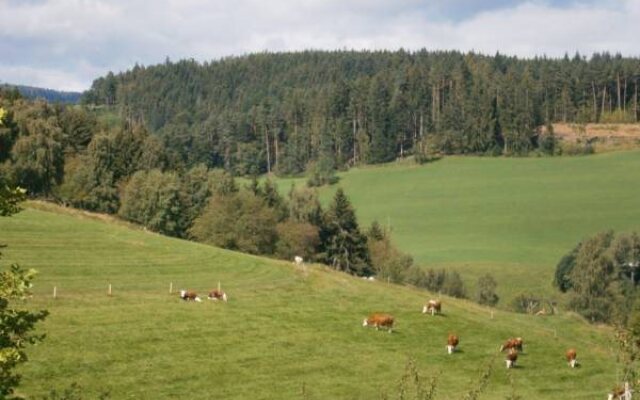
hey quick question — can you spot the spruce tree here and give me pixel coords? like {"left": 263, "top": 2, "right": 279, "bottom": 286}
{"left": 323, "top": 188, "right": 370, "bottom": 276}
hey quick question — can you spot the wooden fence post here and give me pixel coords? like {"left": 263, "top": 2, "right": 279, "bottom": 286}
{"left": 169, "top": 282, "right": 173, "bottom": 294}
{"left": 53, "top": 286, "right": 57, "bottom": 299}
{"left": 108, "top": 284, "right": 112, "bottom": 296}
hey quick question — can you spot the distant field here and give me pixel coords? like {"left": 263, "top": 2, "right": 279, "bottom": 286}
{"left": 0, "top": 206, "right": 619, "bottom": 399}
{"left": 274, "top": 150, "right": 640, "bottom": 303}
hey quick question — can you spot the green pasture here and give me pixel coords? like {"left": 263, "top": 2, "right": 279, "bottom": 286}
{"left": 275, "top": 151, "right": 640, "bottom": 303}
{"left": 0, "top": 205, "right": 622, "bottom": 399}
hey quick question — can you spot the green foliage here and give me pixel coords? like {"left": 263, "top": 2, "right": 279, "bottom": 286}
{"left": 10, "top": 118, "right": 64, "bottom": 195}
{"left": 367, "top": 221, "right": 414, "bottom": 283}
{"left": 275, "top": 221, "right": 320, "bottom": 261}
{"left": 118, "top": 170, "right": 186, "bottom": 237}
{"left": 306, "top": 158, "right": 338, "bottom": 188}
{"left": 510, "top": 293, "right": 544, "bottom": 314}
{"left": 322, "top": 189, "right": 370, "bottom": 276}
{"left": 554, "top": 245, "right": 579, "bottom": 292}
{"left": 476, "top": 274, "right": 499, "bottom": 306}
{"left": 191, "top": 190, "right": 278, "bottom": 255}
{"left": 0, "top": 264, "right": 48, "bottom": 399}
{"left": 0, "top": 183, "right": 25, "bottom": 217}
{"left": 79, "top": 51, "right": 640, "bottom": 173}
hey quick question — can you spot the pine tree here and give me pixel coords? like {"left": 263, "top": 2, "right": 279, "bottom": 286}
{"left": 323, "top": 188, "right": 370, "bottom": 276}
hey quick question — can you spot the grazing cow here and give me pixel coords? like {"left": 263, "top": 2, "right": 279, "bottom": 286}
{"left": 447, "top": 333, "right": 459, "bottom": 354}
{"left": 500, "top": 337, "right": 524, "bottom": 352}
{"left": 363, "top": 313, "right": 394, "bottom": 333}
{"left": 294, "top": 256, "right": 304, "bottom": 266}
{"left": 208, "top": 290, "right": 228, "bottom": 302}
{"left": 566, "top": 348, "right": 577, "bottom": 368}
{"left": 505, "top": 348, "right": 518, "bottom": 368}
{"left": 422, "top": 300, "right": 442, "bottom": 316}
{"left": 180, "top": 290, "right": 202, "bottom": 302}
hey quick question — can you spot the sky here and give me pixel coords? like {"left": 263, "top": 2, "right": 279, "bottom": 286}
{"left": 0, "top": 0, "right": 638, "bottom": 91}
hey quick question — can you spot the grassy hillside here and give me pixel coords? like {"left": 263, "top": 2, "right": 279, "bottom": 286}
{"left": 0, "top": 204, "right": 621, "bottom": 399}
{"left": 275, "top": 151, "right": 640, "bottom": 303}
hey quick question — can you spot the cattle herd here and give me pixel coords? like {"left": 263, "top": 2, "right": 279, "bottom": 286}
{"left": 363, "top": 299, "right": 632, "bottom": 399}
{"left": 178, "top": 288, "right": 627, "bottom": 398}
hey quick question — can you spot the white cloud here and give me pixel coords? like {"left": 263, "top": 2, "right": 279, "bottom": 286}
{"left": 0, "top": 0, "right": 638, "bottom": 91}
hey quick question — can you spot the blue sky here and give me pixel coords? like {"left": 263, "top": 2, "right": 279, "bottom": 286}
{"left": 0, "top": 0, "right": 636, "bottom": 91}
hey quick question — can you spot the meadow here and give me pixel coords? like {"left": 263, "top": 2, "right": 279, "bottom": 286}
{"left": 0, "top": 204, "right": 622, "bottom": 399}
{"left": 275, "top": 150, "right": 640, "bottom": 303}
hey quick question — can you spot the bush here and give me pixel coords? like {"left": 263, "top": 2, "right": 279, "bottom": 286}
{"left": 306, "top": 159, "right": 338, "bottom": 188}
{"left": 275, "top": 221, "right": 320, "bottom": 261}
{"left": 560, "top": 141, "right": 594, "bottom": 155}
{"left": 190, "top": 190, "right": 278, "bottom": 255}
{"left": 511, "top": 293, "right": 543, "bottom": 314}
{"left": 476, "top": 274, "right": 499, "bottom": 306}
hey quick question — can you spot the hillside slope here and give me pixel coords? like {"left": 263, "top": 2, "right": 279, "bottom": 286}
{"left": 274, "top": 150, "right": 640, "bottom": 303}
{"left": 0, "top": 204, "right": 618, "bottom": 399}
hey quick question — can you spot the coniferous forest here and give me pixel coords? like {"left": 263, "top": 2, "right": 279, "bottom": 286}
{"left": 2, "top": 50, "right": 640, "bottom": 292}
{"left": 84, "top": 50, "right": 640, "bottom": 175}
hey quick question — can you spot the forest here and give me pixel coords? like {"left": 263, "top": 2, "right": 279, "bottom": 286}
{"left": 83, "top": 50, "right": 640, "bottom": 175}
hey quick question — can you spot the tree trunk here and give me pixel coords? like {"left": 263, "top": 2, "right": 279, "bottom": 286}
{"left": 592, "top": 81, "right": 598, "bottom": 122}
{"left": 601, "top": 86, "right": 607, "bottom": 116}
{"left": 352, "top": 115, "right": 357, "bottom": 164}
{"left": 623, "top": 77, "right": 628, "bottom": 113}
{"left": 635, "top": 79, "right": 638, "bottom": 122}
{"left": 274, "top": 132, "right": 279, "bottom": 169}
{"left": 617, "top": 74, "right": 622, "bottom": 111}
{"left": 264, "top": 127, "right": 271, "bottom": 174}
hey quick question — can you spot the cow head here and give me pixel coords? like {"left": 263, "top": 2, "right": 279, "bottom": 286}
{"left": 363, "top": 318, "right": 369, "bottom": 327}
{"left": 569, "top": 359, "right": 577, "bottom": 368}
{"left": 422, "top": 305, "right": 428, "bottom": 314}
{"left": 179, "top": 290, "right": 186, "bottom": 298}
{"left": 222, "top": 292, "right": 228, "bottom": 302}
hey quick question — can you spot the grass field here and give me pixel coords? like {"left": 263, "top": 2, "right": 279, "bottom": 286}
{"left": 275, "top": 150, "right": 640, "bottom": 303}
{"left": 0, "top": 204, "right": 623, "bottom": 399}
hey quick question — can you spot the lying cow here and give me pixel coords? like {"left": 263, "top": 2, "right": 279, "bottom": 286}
{"left": 180, "top": 290, "right": 202, "bottom": 302}
{"left": 566, "top": 348, "right": 577, "bottom": 368}
{"left": 500, "top": 337, "right": 524, "bottom": 352}
{"left": 208, "top": 290, "right": 228, "bottom": 302}
{"left": 422, "top": 300, "right": 441, "bottom": 316}
{"left": 363, "top": 313, "right": 394, "bottom": 333}
{"left": 505, "top": 348, "right": 518, "bottom": 368}
{"left": 447, "top": 333, "right": 459, "bottom": 354}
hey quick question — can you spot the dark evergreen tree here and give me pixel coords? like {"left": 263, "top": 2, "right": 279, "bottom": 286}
{"left": 323, "top": 188, "right": 370, "bottom": 276}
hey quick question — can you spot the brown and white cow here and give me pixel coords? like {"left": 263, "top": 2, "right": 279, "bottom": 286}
{"left": 363, "top": 313, "right": 394, "bottom": 333}
{"left": 208, "top": 290, "right": 228, "bottom": 302}
{"left": 505, "top": 348, "right": 518, "bottom": 368}
{"left": 566, "top": 348, "right": 577, "bottom": 368}
{"left": 500, "top": 337, "right": 524, "bottom": 352}
{"left": 447, "top": 333, "right": 459, "bottom": 354}
{"left": 180, "top": 290, "right": 202, "bottom": 302}
{"left": 422, "top": 300, "right": 441, "bottom": 316}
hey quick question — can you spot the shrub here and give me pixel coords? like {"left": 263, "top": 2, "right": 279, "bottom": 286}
{"left": 476, "top": 274, "right": 499, "bottom": 306}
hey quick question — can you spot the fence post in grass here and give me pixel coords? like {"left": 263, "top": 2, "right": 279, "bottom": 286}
{"left": 218, "top": 281, "right": 221, "bottom": 292}
{"left": 53, "top": 286, "right": 57, "bottom": 299}
{"left": 169, "top": 282, "right": 173, "bottom": 294}
{"left": 490, "top": 310, "right": 494, "bottom": 320}
{"left": 108, "top": 283, "right": 112, "bottom": 296}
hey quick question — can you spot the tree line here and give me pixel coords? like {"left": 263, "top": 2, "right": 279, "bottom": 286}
{"left": 83, "top": 50, "right": 640, "bottom": 175}
{"left": 0, "top": 88, "right": 476, "bottom": 297}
